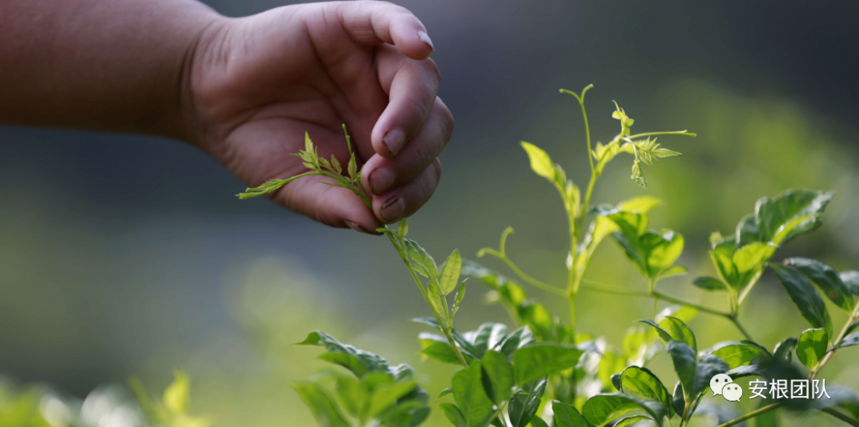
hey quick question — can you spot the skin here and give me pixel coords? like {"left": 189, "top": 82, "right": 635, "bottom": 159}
{"left": 0, "top": 0, "right": 452, "bottom": 234}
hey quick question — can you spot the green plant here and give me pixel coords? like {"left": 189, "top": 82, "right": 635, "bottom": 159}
{"left": 238, "top": 86, "right": 859, "bottom": 427}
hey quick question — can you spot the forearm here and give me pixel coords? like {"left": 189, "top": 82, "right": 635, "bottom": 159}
{"left": 0, "top": 0, "right": 221, "bottom": 140}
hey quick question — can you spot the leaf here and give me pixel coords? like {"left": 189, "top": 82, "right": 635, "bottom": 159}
{"left": 513, "top": 343, "right": 584, "bottom": 386}
{"left": 518, "top": 301, "right": 555, "bottom": 341}
{"left": 658, "top": 265, "right": 688, "bottom": 279}
{"left": 618, "top": 196, "right": 663, "bottom": 214}
{"left": 379, "top": 401, "right": 429, "bottom": 427}
{"left": 411, "top": 318, "right": 477, "bottom": 356}
{"left": 619, "top": 366, "right": 673, "bottom": 415}
{"left": 840, "top": 270, "right": 859, "bottom": 296}
{"left": 553, "top": 401, "right": 588, "bottom": 427}
{"left": 692, "top": 276, "right": 727, "bottom": 292}
{"left": 508, "top": 379, "right": 547, "bottom": 427}
{"left": 452, "top": 361, "right": 495, "bottom": 427}
{"left": 797, "top": 328, "right": 829, "bottom": 369}
{"left": 773, "top": 337, "right": 798, "bottom": 362}
{"left": 693, "top": 354, "right": 729, "bottom": 397}
{"left": 785, "top": 258, "right": 855, "bottom": 311}
{"left": 441, "top": 250, "right": 463, "bottom": 295}
{"left": 419, "top": 334, "right": 471, "bottom": 365}
{"left": 636, "top": 319, "right": 673, "bottom": 345}
{"left": 833, "top": 331, "right": 859, "bottom": 350}
{"left": 520, "top": 142, "right": 557, "bottom": 183}
{"left": 470, "top": 323, "right": 509, "bottom": 359}
{"left": 481, "top": 350, "right": 515, "bottom": 404}
{"left": 405, "top": 239, "right": 438, "bottom": 280}
{"left": 614, "top": 416, "right": 654, "bottom": 427}
{"left": 330, "top": 155, "right": 342, "bottom": 174}
{"left": 641, "top": 230, "right": 685, "bottom": 279}
{"left": 297, "top": 331, "right": 390, "bottom": 377}
{"left": 711, "top": 343, "right": 769, "bottom": 369}
{"left": 498, "top": 327, "right": 536, "bottom": 359}
{"left": 398, "top": 219, "right": 409, "bottom": 238}
{"left": 672, "top": 382, "right": 685, "bottom": 416}
{"left": 439, "top": 403, "right": 467, "bottom": 427}
{"left": 755, "top": 190, "right": 834, "bottom": 244}
{"left": 293, "top": 382, "right": 350, "bottom": 427}
{"left": 581, "top": 393, "right": 666, "bottom": 427}
{"left": 331, "top": 373, "right": 365, "bottom": 418}
{"left": 367, "top": 376, "right": 419, "bottom": 419}
{"left": 666, "top": 341, "right": 697, "bottom": 401}
{"left": 771, "top": 264, "right": 832, "bottom": 335}
{"left": 438, "top": 388, "right": 453, "bottom": 399}
{"left": 163, "top": 370, "right": 190, "bottom": 414}
{"left": 452, "top": 280, "right": 467, "bottom": 319}
{"left": 659, "top": 316, "right": 697, "bottom": 353}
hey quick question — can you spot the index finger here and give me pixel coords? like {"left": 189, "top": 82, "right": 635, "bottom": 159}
{"left": 332, "top": 1, "right": 435, "bottom": 60}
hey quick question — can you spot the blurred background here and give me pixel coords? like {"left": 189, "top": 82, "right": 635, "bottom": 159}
{"left": 2, "top": 0, "right": 858, "bottom": 425}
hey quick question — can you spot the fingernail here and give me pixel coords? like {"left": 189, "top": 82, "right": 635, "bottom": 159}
{"left": 418, "top": 31, "right": 434, "bottom": 50}
{"left": 345, "top": 220, "right": 378, "bottom": 235}
{"left": 382, "top": 129, "right": 406, "bottom": 156}
{"left": 380, "top": 197, "right": 406, "bottom": 222}
{"left": 369, "top": 168, "right": 395, "bottom": 195}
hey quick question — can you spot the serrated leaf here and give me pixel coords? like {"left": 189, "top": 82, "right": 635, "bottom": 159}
{"left": 508, "top": 379, "right": 547, "bottom": 427}
{"left": 481, "top": 350, "right": 514, "bottom": 404}
{"left": 620, "top": 366, "right": 673, "bottom": 416}
{"left": 512, "top": 343, "right": 584, "bottom": 386}
{"left": 419, "top": 334, "right": 470, "bottom": 366}
{"left": 786, "top": 258, "right": 854, "bottom": 311}
{"left": 470, "top": 323, "right": 509, "bottom": 360}
{"left": 771, "top": 264, "right": 832, "bottom": 335}
{"left": 711, "top": 343, "right": 767, "bottom": 370}
{"left": 440, "top": 249, "right": 463, "bottom": 295}
{"left": 553, "top": 400, "right": 588, "bottom": 427}
{"left": 582, "top": 393, "right": 666, "bottom": 427}
{"left": 405, "top": 239, "right": 438, "bottom": 281}
{"left": 296, "top": 331, "right": 390, "bottom": 377}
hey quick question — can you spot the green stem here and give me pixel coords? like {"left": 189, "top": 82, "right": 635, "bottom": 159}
{"left": 479, "top": 248, "right": 566, "bottom": 296}
{"left": 716, "top": 403, "right": 781, "bottom": 427}
{"left": 484, "top": 400, "right": 510, "bottom": 427}
{"left": 821, "top": 407, "right": 859, "bottom": 426}
{"left": 728, "top": 315, "right": 755, "bottom": 342}
{"left": 627, "top": 131, "right": 697, "bottom": 139}
{"left": 810, "top": 299, "right": 859, "bottom": 379}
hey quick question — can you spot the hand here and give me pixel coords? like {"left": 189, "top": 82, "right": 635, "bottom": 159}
{"left": 186, "top": 1, "right": 453, "bottom": 234}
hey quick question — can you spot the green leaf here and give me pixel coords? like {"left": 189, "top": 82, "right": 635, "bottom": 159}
{"left": 530, "top": 416, "right": 549, "bottom": 427}
{"left": 619, "top": 366, "right": 673, "bottom": 415}
{"left": 796, "top": 328, "right": 829, "bottom": 369}
{"left": 581, "top": 393, "right": 666, "bottom": 427}
{"left": 419, "top": 334, "right": 472, "bottom": 365}
{"left": 293, "top": 382, "right": 350, "bottom": 427}
{"left": 833, "top": 331, "right": 859, "bottom": 350}
{"left": 508, "top": 379, "right": 547, "bottom": 427}
{"left": 452, "top": 280, "right": 467, "bottom": 319}
{"left": 513, "top": 343, "right": 584, "bottom": 386}
{"left": 771, "top": 264, "right": 832, "bottom": 335}
{"left": 553, "top": 401, "right": 588, "bottom": 427}
{"left": 773, "top": 337, "right": 798, "bottom": 362}
{"left": 840, "top": 271, "right": 859, "bottom": 296}
{"left": 398, "top": 219, "right": 409, "bottom": 238}
{"left": 498, "top": 327, "right": 536, "bottom": 359}
{"left": 452, "top": 361, "right": 495, "bottom": 427}
{"left": 598, "top": 347, "right": 627, "bottom": 391}
{"left": 636, "top": 319, "right": 672, "bottom": 345}
{"left": 785, "top": 258, "right": 855, "bottom": 311}
{"left": 367, "top": 375, "right": 418, "bottom": 418}
{"left": 520, "top": 142, "right": 557, "bottom": 183}
{"left": 405, "top": 239, "right": 438, "bottom": 280}
{"left": 614, "top": 416, "right": 654, "bottom": 427}
{"left": 692, "top": 276, "right": 727, "bottom": 292}
{"left": 411, "top": 318, "right": 477, "bottom": 356}
{"left": 331, "top": 373, "right": 365, "bottom": 418}
{"left": 672, "top": 382, "right": 685, "bottom": 416}
{"left": 471, "top": 323, "right": 509, "bottom": 359}
{"left": 666, "top": 341, "right": 697, "bottom": 401}
{"left": 754, "top": 190, "right": 834, "bottom": 244}
{"left": 659, "top": 316, "right": 697, "bottom": 353}
{"left": 379, "top": 400, "right": 429, "bottom": 427}
{"left": 711, "top": 343, "right": 769, "bottom": 369}
{"left": 439, "top": 403, "right": 467, "bottom": 427}
{"left": 441, "top": 250, "right": 463, "bottom": 295}
{"left": 481, "top": 350, "right": 515, "bottom": 404}
{"left": 641, "top": 230, "right": 685, "bottom": 279}
{"left": 438, "top": 388, "right": 453, "bottom": 400}
{"left": 163, "top": 370, "right": 190, "bottom": 414}
{"left": 694, "top": 355, "right": 729, "bottom": 398}
{"left": 297, "top": 331, "right": 390, "bottom": 377}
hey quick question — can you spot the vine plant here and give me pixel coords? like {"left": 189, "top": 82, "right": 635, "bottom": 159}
{"left": 237, "top": 86, "right": 859, "bottom": 427}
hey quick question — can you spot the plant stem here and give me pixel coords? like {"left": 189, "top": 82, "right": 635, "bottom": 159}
{"left": 479, "top": 249, "right": 566, "bottom": 296}
{"left": 728, "top": 316, "right": 755, "bottom": 342}
{"left": 716, "top": 403, "right": 782, "bottom": 427}
{"left": 627, "top": 131, "right": 697, "bottom": 139}
{"left": 820, "top": 407, "right": 859, "bottom": 426}
{"left": 810, "top": 299, "right": 859, "bottom": 379}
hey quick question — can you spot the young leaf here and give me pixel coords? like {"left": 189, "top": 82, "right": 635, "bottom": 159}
{"left": 710, "top": 343, "right": 769, "bottom": 369}
{"left": 405, "top": 239, "right": 438, "bottom": 280}
{"left": 773, "top": 337, "right": 798, "bottom": 362}
{"left": 666, "top": 341, "right": 697, "bottom": 401}
{"left": 553, "top": 401, "right": 588, "bottom": 427}
{"left": 398, "top": 219, "right": 409, "bottom": 238}
{"left": 451, "top": 280, "right": 467, "bottom": 319}
{"left": 755, "top": 190, "right": 834, "bottom": 244}
{"left": 796, "top": 328, "right": 829, "bottom": 369}
{"left": 419, "top": 333, "right": 473, "bottom": 365}
{"left": 508, "top": 379, "right": 547, "bottom": 427}
{"left": 470, "top": 323, "right": 509, "bottom": 359}
{"left": 292, "top": 381, "right": 350, "bottom": 427}
{"left": 692, "top": 276, "right": 727, "bottom": 292}
{"left": 481, "top": 350, "right": 515, "bottom": 404}
{"left": 451, "top": 361, "right": 495, "bottom": 427}
{"left": 581, "top": 393, "right": 667, "bottom": 427}
{"left": 785, "top": 258, "right": 855, "bottom": 311}
{"left": 520, "top": 142, "right": 557, "bottom": 183}
{"left": 640, "top": 317, "right": 696, "bottom": 353}
{"left": 296, "top": 331, "right": 390, "bottom": 377}
{"left": 440, "top": 249, "right": 463, "bottom": 295}
{"left": 498, "top": 327, "right": 536, "bottom": 359}
{"left": 163, "top": 370, "right": 190, "bottom": 414}
{"left": 619, "top": 366, "right": 673, "bottom": 415}
{"left": 641, "top": 230, "right": 685, "bottom": 279}
{"left": 771, "top": 263, "right": 833, "bottom": 335}
{"left": 512, "top": 342, "right": 584, "bottom": 386}
{"left": 439, "top": 403, "right": 467, "bottom": 427}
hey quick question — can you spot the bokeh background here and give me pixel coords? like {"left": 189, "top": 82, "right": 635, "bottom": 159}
{"left": 2, "top": 0, "right": 859, "bottom": 425}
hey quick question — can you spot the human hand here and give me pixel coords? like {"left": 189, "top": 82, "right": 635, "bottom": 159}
{"left": 186, "top": 1, "right": 452, "bottom": 234}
